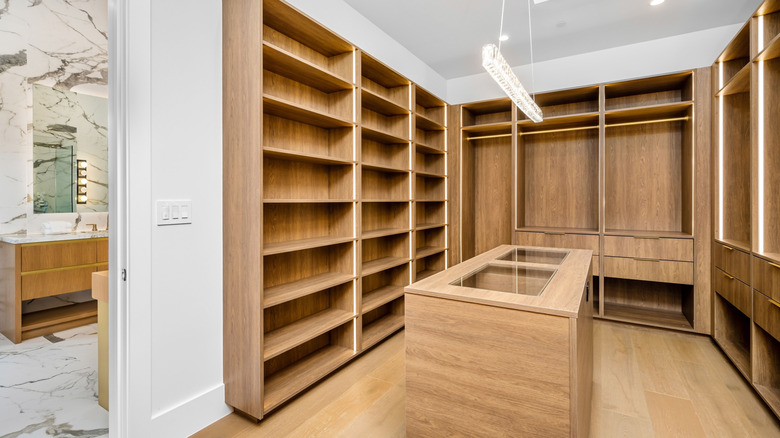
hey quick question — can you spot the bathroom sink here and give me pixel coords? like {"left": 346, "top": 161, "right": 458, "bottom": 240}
{"left": 449, "top": 263, "right": 556, "bottom": 296}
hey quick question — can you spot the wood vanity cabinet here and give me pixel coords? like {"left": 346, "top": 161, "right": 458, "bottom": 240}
{"left": 0, "top": 237, "right": 108, "bottom": 343}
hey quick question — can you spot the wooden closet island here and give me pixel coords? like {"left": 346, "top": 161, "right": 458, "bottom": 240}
{"left": 404, "top": 245, "right": 594, "bottom": 437}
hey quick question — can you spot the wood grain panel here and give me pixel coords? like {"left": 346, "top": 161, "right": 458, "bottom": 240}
{"left": 406, "top": 293, "right": 573, "bottom": 437}
{"left": 21, "top": 266, "right": 97, "bottom": 300}
{"left": 754, "top": 255, "right": 780, "bottom": 301}
{"left": 713, "top": 268, "right": 751, "bottom": 316}
{"left": 264, "top": 157, "right": 352, "bottom": 200}
{"left": 604, "top": 236, "right": 693, "bottom": 261}
{"left": 0, "top": 243, "right": 20, "bottom": 343}
{"left": 264, "top": 114, "right": 352, "bottom": 160}
{"left": 21, "top": 240, "right": 97, "bottom": 272}
{"left": 752, "top": 320, "right": 780, "bottom": 418}
{"left": 473, "top": 136, "right": 512, "bottom": 255}
{"left": 712, "top": 293, "right": 751, "bottom": 376}
{"left": 223, "top": 0, "right": 264, "bottom": 420}
{"left": 514, "top": 231, "right": 599, "bottom": 253}
{"left": 755, "top": 291, "right": 780, "bottom": 342}
{"left": 762, "top": 58, "right": 780, "bottom": 256}
{"left": 572, "top": 289, "right": 594, "bottom": 438}
{"left": 96, "top": 238, "right": 108, "bottom": 263}
{"left": 604, "top": 256, "right": 693, "bottom": 285}
{"left": 692, "top": 67, "right": 711, "bottom": 334}
{"left": 605, "top": 121, "right": 683, "bottom": 233}
{"left": 447, "top": 105, "right": 460, "bottom": 266}
{"left": 721, "top": 92, "right": 751, "bottom": 246}
{"left": 713, "top": 242, "right": 751, "bottom": 283}
{"left": 521, "top": 129, "right": 599, "bottom": 230}
{"left": 263, "top": 203, "right": 353, "bottom": 245}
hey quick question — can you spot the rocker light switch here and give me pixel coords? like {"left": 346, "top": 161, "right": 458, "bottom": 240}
{"left": 157, "top": 200, "right": 192, "bottom": 226}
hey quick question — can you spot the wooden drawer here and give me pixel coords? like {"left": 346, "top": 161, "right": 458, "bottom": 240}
{"left": 21, "top": 266, "right": 97, "bottom": 300}
{"left": 604, "top": 236, "right": 692, "bottom": 262}
{"left": 603, "top": 256, "right": 693, "bottom": 285}
{"left": 713, "top": 242, "right": 750, "bottom": 284}
{"left": 754, "top": 290, "right": 780, "bottom": 342}
{"left": 97, "top": 238, "right": 109, "bottom": 263}
{"left": 514, "top": 231, "right": 599, "bottom": 254}
{"left": 21, "top": 240, "right": 97, "bottom": 272}
{"left": 754, "top": 256, "right": 780, "bottom": 302}
{"left": 713, "top": 268, "right": 751, "bottom": 316}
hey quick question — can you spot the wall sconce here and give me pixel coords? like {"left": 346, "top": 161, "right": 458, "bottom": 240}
{"left": 77, "top": 160, "right": 88, "bottom": 204}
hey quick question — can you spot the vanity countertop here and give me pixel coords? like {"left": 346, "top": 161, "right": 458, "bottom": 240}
{"left": 0, "top": 231, "right": 108, "bottom": 244}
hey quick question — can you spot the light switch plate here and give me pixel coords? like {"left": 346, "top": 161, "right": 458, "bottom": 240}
{"left": 156, "top": 200, "right": 192, "bottom": 225}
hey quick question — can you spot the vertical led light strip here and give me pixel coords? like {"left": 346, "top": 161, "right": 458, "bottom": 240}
{"left": 718, "top": 62, "right": 724, "bottom": 241}
{"left": 352, "top": 50, "right": 357, "bottom": 351}
{"left": 758, "top": 16, "right": 765, "bottom": 253}
{"left": 444, "top": 105, "right": 449, "bottom": 269}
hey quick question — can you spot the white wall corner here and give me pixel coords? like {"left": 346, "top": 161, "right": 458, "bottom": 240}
{"left": 447, "top": 23, "right": 744, "bottom": 104}
{"left": 150, "top": 384, "right": 232, "bottom": 437}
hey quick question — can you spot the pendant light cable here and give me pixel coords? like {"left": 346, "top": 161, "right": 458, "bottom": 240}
{"left": 498, "top": 0, "right": 506, "bottom": 51}
{"left": 528, "top": 0, "right": 535, "bottom": 98}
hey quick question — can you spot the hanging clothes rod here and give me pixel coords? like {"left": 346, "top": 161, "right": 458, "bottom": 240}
{"left": 605, "top": 116, "right": 689, "bottom": 128}
{"left": 466, "top": 133, "right": 513, "bottom": 141}
{"left": 520, "top": 125, "right": 598, "bottom": 137}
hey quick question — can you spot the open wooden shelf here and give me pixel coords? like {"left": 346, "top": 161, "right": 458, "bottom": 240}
{"left": 21, "top": 301, "right": 98, "bottom": 339}
{"left": 604, "top": 101, "right": 692, "bottom": 124}
{"left": 361, "top": 88, "right": 409, "bottom": 116}
{"left": 461, "top": 122, "right": 512, "bottom": 136}
{"left": 264, "top": 273, "right": 354, "bottom": 309}
{"left": 517, "top": 226, "right": 599, "bottom": 235}
{"left": 521, "top": 86, "right": 599, "bottom": 119}
{"left": 263, "top": 344, "right": 354, "bottom": 413}
{"left": 263, "top": 114, "right": 353, "bottom": 161}
{"left": 362, "top": 228, "right": 410, "bottom": 240}
{"left": 605, "top": 229, "right": 693, "bottom": 239}
{"left": 416, "top": 222, "right": 446, "bottom": 231}
{"left": 264, "top": 308, "right": 355, "bottom": 361}
{"left": 362, "top": 285, "right": 405, "bottom": 314}
{"left": 517, "top": 112, "right": 599, "bottom": 131}
{"left": 415, "top": 141, "right": 445, "bottom": 154}
{"left": 362, "top": 312, "right": 404, "bottom": 349}
{"left": 416, "top": 246, "right": 446, "bottom": 259}
{"left": 753, "top": 322, "right": 780, "bottom": 417}
{"left": 602, "top": 303, "right": 694, "bottom": 331}
{"left": 415, "top": 86, "right": 446, "bottom": 127}
{"left": 264, "top": 94, "right": 353, "bottom": 128}
{"left": 263, "top": 236, "right": 355, "bottom": 256}
{"left": 716, "top": 64, "right": 751, "bottom": 96}
{"left": 263, "top": 41, "right": 352, "bottom": 93}
{"left": 416, "top": 113, "right": 445, "bottom": 131}
{"left": 362, "top": 167, "right": 410, "bottom": 201}
{"left": 415, "top": 251, "right": 446, "bottom": 281}
{"left": 362, "top": 162, "right": 408, "bottom": 173}
{"left": 602, "top": 278, "right": 694, "bottom": 331}
{"left": 461, "top": 99, "right": 512, "bottom": 126}
{"left": 362, "top": 256, "right": 410, "bottom": 276}
{"left": 263, "top": 146, "right": 354, "bottom": 166}
{"left": 604, "top": 71, "right": 693, "bottom": 111}
{"left": 713, "top": 294, "right": 751, "bottom": 378}
{"left": 361, "top": 125, "right": 409, "bottom": 144}
{"left": 362, "top": 138, "right": 409, "bottom": 171}
{"left": 415, "top": 269, "right": 438, "bottom": 281}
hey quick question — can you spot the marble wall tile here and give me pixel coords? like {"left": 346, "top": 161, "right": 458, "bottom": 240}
{"left": 0, "top": 0, "right": 108, "bottom": 236}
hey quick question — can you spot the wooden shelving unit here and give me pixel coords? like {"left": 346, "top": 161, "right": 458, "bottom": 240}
{"left": 224, "top": 0, "right": 451, "bottom": 421}
{"left": 708, "top": 0, "right": 780, "bottom": 420}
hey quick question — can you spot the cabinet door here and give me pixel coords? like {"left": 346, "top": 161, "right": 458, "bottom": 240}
{"left": 21, "top": 266, "right": 97, "bottom": 300}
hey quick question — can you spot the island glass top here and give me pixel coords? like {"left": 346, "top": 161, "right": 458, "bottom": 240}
{"left": 496, "top": 248, "right": 568, "bottom": 265}
{"left": 449, "top": 263, "right": 557, "bottom": 296}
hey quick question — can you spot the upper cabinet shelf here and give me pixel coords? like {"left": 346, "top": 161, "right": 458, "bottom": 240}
{"left": 604, "top": 72, "right": 693, "bottom": 111}
{"left": 264, "top": 0, "right": 354, "bottom": 58}
{"left": 263, "top": 42, "right": 353, "bottom": 93}
{"left": 263, "top": 95, "right": 353, "bottom": 128}
{"left": 604, "top": 101, "right": 692, "bottom": 125}
{"left": 520, "top": 86, "right": 599, "bottom": 120}
{"left": 716, "top": 64, "right": 750, "bottom": 96}
{"left": 462, "top": 99, "right": 513, "bottom": 128}
{"left": 361, "top": 53, "right": 410, "bottom": 111}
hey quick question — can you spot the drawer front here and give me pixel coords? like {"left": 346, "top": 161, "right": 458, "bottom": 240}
{"left": 97, "top": 238, "right": 109, "bottom": 263}
{"left": 592, "top": 256, "right": 599, "bottom": 276}
{"left": 603, "top": 256, "right": 693, "bottom": 285}
{"left": 21, "top": 240, "right": 97, "bottom": 272}
{"left": 604, "top": 236, "right": 692, "bottom": 261}
{"left": 713, "top": 268, "right": 751, "bottom": 316}
{"left": 754, "top": 256, "right": 780, "bottom": 302}
{"left": 514, "top": 232, "right": 599, "bottom": 254}
{"left": 21, "top": 266, "right": 97, "bottom": 300}
{"left": 713, "top": 243, "right": 750, "bottom": 283}
{"left": 754, "top": 291, "right": 780, "bottom": 341}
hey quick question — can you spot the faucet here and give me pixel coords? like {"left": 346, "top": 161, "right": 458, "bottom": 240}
{"left": 86, "top": 224, "right": 98, "bottom": 232}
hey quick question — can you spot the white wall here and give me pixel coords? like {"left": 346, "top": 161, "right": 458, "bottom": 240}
{"left": 447, "top": 23, "right": 743, "bottom": 104}
{"left": 119, "top": 0, "right": 229, "bottom": 435}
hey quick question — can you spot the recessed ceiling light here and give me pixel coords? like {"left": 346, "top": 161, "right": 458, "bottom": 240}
{"left": 650, "top": 0, "right": 664, "bottom": 5}
{"left": 499, "top": 34, "right": 509, "bottom": 41}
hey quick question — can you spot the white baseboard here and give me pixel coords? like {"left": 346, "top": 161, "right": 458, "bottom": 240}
{"left": 150, "top": 384, "right": 232, "bottom": 437}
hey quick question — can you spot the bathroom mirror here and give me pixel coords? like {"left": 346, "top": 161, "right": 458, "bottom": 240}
{"left": 32, "top": 84, "right": 108, "bottom": 213}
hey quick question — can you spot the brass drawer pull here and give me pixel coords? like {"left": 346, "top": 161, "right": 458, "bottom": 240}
{"left": 769, "top": 262, "right": 780, "bottom": 270}
{"left": 635, "top": 257, "right": 660, "bottom": 262}
{"left": 723, "top": 245, "right": 734, "bottom": 251}
{"left": 544, "top": 232, "right": 565, "bottom": 235}
{"left": 722, "top": 272, "right": 734, "bottom": 280}
{"left": 770, "top": 299, "right": 780, "bottom": 309}
{"left": 633, "top": 236, "right": 660, "bottom": 240}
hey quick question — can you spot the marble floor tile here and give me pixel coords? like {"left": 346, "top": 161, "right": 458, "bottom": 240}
{"left": 0, "top": 324, "right": 108, "bottom": 437}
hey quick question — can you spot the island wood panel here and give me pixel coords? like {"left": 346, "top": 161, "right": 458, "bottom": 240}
{"left": 721, "top": 92, "right": 751, "bottom": 246}
{"left": 405, "top": 293, "right": 573, "bottom": 437}
{"left": 605, "top": 121, "right": 685, "bottom": 234}
{"left": 604, "top": 236, "right": 693, "bottom": 261}
{"left": 223, "top": 0, "right": 264, "bottom": 419}
{"left": 571, "top": 287, "right": 594, "bottom": 438}
{"left": 21, "top": 240, "right": 97, "bottom": 272}
{"left": 0, "top": 242, "right": 21, "bottom": 343}
{"left": 473, "top": 136, "right": 513, "bottom": 256}
{"left": 713, "top": 268, "right": 752, "bottom": 316}
{"left": 520, "top": 129, "right": 599, "bottom": 230}
{"left": 603, "top": 256, "right": 693, "bottom": 285}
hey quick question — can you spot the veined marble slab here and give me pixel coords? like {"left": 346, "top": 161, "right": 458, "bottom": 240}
{"left": 0, "top": 324, "right": 108, "bottom": 437}
{"left": 0, "top": 231, "right": 108, "bottom": 244}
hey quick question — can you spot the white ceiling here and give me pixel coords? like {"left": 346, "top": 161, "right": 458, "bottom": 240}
{"left": 342, "top": 0, "right": 762, "bottom": 79}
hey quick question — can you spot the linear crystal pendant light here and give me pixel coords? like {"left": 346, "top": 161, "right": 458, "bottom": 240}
{"left": 482, "top": 0, "right": 543, "bottom": 122}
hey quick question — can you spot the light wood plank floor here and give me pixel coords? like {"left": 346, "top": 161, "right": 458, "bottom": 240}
{"left": 194, "top": 320, "right": 780, "bottom": 437}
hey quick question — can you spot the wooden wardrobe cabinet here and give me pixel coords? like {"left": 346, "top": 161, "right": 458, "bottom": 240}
{"left": 0, "top": 237, "right": 108, "bottom": 343}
